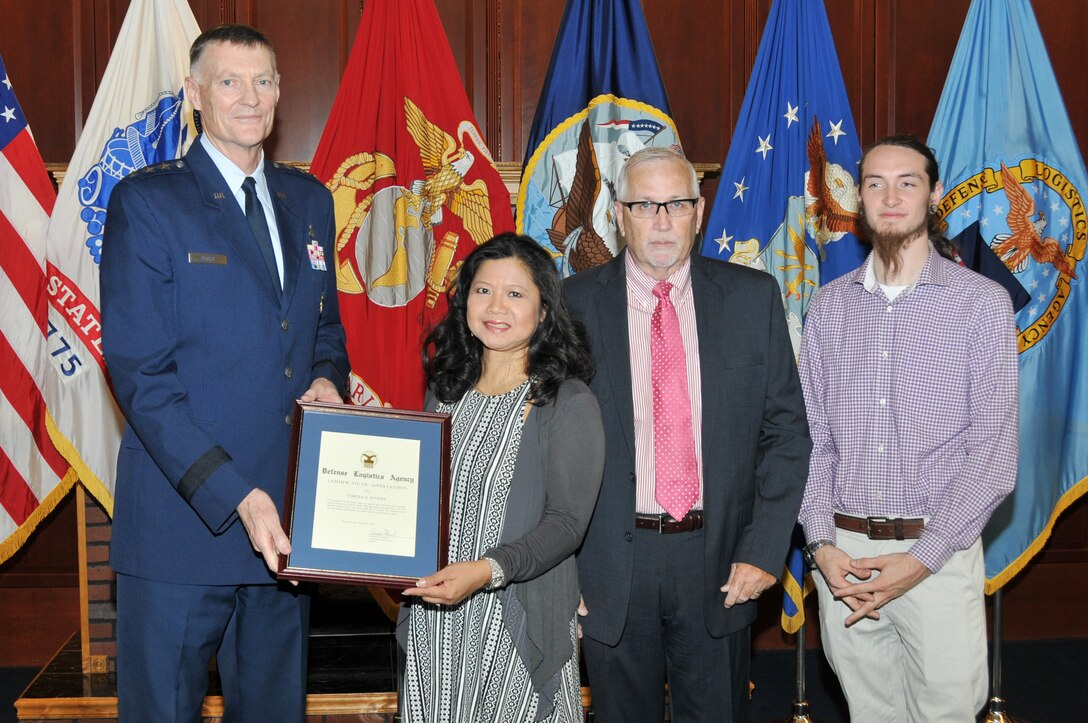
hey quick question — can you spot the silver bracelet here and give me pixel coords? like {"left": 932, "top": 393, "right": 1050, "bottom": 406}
{"left": 483, "top": 556, "right": 506, "bottom": 590}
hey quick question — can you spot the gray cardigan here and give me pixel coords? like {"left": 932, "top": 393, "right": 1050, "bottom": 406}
{"left": 401, "top": 378, "right": 605, "bottom": 711}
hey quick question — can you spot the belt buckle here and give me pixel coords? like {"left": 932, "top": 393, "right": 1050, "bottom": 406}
{"left": 865, "top": 516, "right": 891, "bottom": 539}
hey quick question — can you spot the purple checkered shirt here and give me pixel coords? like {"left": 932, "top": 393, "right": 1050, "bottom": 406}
{"left": 798, "top": 247, "right": 1019, "bottom": 572}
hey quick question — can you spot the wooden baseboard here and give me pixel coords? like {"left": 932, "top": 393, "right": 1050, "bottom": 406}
{"left": 17, "top": 690, "right": 594, "bottom": 720}
{"left": 16, "top": 692, "right": 401, "bottom": 720}
{"left": 15, "top": 633, "right": 594, "bottom": 721}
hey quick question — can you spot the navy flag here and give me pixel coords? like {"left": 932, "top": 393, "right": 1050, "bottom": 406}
{"left": 516, "top": 0, "right": 681, "bottom": 276}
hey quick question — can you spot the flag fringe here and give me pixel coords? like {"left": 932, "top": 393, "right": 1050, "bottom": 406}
{"left": 779, "top": 571, "right": 815, "bottom": 635}
{"left": 984, "top": 473, "right": 1088, "bottom": 594}
{"left": 44, "top": 408, "right": 114, "bottom": 518}
{"left": 0, "top": 465, "right": 79, "bottom": 567}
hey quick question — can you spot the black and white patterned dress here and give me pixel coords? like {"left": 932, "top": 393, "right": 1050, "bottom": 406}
{"left": 403, "top": 381, "right": 582, "bottom": 722}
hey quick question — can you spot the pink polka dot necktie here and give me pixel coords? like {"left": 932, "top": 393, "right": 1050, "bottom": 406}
{"left": 651, "top": 281, "right": 699, "bottom": 520}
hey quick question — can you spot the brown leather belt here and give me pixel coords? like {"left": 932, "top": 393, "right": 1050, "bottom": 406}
{"left": 635, "top": 510, "right": 703, "bottom": 534}
{"left": 834, "top": 513, "right": 925, "bottom": 541}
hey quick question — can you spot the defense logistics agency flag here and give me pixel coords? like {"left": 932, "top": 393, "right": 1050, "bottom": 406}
{"left": 701, "top": 0, "right": 866, "bottom": 356}
{"left": 517, "top": 0, "right": 680, "bottom": 276}
{"left": 928, "top": 0, "right": 1088, "bottom": 593}
{"left": 43, "top": 0, "right": 200, "bottom": 510}
{"left": 311, "top": 0, "right": 513, "bottom": 411}
{"left": 0, "top": 56, "right": 78, "bottom": 562}
{"left": 701, "top": 0, "right": 867, "bottom": 631}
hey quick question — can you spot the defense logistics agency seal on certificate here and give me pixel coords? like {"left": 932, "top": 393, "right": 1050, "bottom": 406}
{"left": 938, "top": 158, "right": 1085, "bottom": 353}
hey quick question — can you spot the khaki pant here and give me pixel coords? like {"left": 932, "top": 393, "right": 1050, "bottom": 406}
{"left": 814, "top": 530, "right": 988, "bottom": 723}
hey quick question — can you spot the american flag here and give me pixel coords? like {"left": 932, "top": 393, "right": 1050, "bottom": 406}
{"left": 0, "top": 54, "right": 77, "bottom": 563}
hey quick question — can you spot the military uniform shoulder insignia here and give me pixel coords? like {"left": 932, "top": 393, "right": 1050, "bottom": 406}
{"left": 129, "top": 158, "right": 188, "bottom": 179}
{"left": 274, "top": 161, "right": 322, "bottom": 185}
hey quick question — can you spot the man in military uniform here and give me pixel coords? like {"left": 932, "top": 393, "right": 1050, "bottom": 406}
{"left": 101, "top": 24, "right": 348, "bottom": 722}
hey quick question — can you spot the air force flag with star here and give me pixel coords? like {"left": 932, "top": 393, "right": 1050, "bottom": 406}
{"left": 701, "top": 0, "right": 866, "bottom": 353}
{"left": 927, "top": 0, "right": 1087, "bottom": 593}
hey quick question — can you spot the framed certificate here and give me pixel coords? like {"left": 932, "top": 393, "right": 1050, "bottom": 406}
{"left": 278, "top": 401, "right": 451, "bottom": 588}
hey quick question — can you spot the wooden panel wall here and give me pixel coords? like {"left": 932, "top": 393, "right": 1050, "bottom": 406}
{"left": 4, "top": 1, "right": 1086, "bottom": 162}
{"left": 1, "top": 0, "right": 1086, "bottom": 664}
{"left": 0, "top": 496, "right": 79, "bottom": 667}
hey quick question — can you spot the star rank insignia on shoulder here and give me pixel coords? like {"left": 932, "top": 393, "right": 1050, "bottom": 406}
{"left": 130, "top": 159, "right": 187, "bottom": 178}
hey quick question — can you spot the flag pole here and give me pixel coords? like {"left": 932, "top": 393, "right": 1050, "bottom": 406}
{"left": 785, "top": 619, "right": 812, "bottom": 722}
{"left": 781, "top": 619, "right": 825, "bottom": 723}
{"left": 982, "top": 588, "right": 1028, "bottom": 722}
{"left": 393, "top": 635, "right": 404, "bottom": 723}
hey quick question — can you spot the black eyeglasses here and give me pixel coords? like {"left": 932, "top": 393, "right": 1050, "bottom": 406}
{"left": 618, "top": 199, "right": 699, "bottom": 219}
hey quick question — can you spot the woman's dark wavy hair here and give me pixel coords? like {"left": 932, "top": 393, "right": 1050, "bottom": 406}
{"left": 423, "top": 232, "right": 595, "bottom": 405}
{"left": 859, "top": 134, "right": 957, "bottom": 261}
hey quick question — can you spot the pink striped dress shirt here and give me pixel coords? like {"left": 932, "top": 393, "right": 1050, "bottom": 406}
{"left": 624, "top": 253, "right": 704, "bottom": 515}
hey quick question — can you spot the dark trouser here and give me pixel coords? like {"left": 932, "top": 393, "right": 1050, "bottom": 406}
{"left": 116, "top": 573, "right": 309, "bottom": 723}
{"left": 582, "top": 527, "right": 750, "bottom": 723}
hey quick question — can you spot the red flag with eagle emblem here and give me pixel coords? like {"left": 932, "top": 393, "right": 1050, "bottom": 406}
{"left": 310, "top": 0, "right": 514, "bottom": 410}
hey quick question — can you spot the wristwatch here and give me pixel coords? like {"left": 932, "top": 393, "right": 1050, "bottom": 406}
{"left": 482, "top": 556, "right": 506, "bottom": 590}
{"left": 802, "top": 539, "right": 834, "bottom": 568}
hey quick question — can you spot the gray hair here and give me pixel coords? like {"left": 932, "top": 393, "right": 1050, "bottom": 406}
{"left": 615, "top": 146, "right": 698, "bottom": 201}
{"left": 190, "top": 24, "right": 277, "bottom": 78}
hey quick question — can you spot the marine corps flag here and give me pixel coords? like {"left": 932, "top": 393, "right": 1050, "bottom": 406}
{"left": 42, "top": 0, "right": 200, "bottom": 511}
{"left": 311, "top": 0, "right": 513, "bottom": 410}
{"left": 927, "top": 0, "right": 1088, "bottom": 593}
{"left": 701, "top": 0, "right": 866, "bottom": 355}
{"left": 517, "top": 0, "right": 680, "bottom": 276}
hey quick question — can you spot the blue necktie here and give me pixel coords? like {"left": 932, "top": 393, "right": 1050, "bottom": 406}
{"left": 241, "top": 176, "right": 280, "bottom": 290}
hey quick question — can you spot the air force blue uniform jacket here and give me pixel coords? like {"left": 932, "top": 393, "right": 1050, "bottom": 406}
{"left": 101, "top": 138, "right": 349, "bottom": 585}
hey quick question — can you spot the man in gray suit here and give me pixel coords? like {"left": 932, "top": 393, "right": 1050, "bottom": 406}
{"left": 565, "top": 147, "right": 810, "bottom": 722}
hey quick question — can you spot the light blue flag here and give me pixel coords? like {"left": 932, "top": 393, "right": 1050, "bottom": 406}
{"left": 928, "top": 0, "right": 1088, "bottom": 592}
{"left": 516, "top": 0, "right": 681, "bottom": 277}
{"left": 701, "top": 0, "right": 866, "bottom": 355}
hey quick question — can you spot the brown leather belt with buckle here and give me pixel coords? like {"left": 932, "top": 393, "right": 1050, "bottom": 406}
{"left": 635, "top": 510, "right": 703, "bottom": 534}
{"left": 834, "top": 513, "right": 925, "bottom": 541}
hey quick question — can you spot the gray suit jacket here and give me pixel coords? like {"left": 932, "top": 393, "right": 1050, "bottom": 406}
{"left": 565, "top": 251, "right": 810, "bottom": 643}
